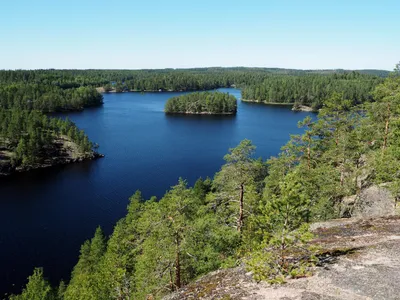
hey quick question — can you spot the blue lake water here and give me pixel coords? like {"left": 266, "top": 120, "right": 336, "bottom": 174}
{"left": 0, "top": 88, "right": 314, "bottom": 296}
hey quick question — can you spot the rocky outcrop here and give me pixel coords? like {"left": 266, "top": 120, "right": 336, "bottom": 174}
{"left": 292, "top": 105, "right": 315, "bottom": 112}
{"left": 340, "top": 185, "right": 396, "bottom": 218}
{"left": 165, "top": 216, "right": 400, "bottom": 300}
{"left": 353, "top": 185, "right": 396, "bottom": 218}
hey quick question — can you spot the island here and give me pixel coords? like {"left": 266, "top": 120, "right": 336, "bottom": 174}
{"left": 164, "top": 91, "right": 237, "bottom": 115}
{"left": 0, "top": 109, "right": 103, "bottom": 176}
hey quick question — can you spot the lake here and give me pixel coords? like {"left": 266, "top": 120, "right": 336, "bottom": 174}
{"left": 0, "top": 88, "right": 313, "bottom": 296}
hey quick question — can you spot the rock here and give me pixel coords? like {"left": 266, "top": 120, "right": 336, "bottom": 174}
{"left": 0, "top": 160, "right": 14, "bottom": 176}
{"left": 353, "top": 185, "right": 396, "bottom": 218}
{"left": 340, "top": 185, "right": 396, "bottom": 218}
{"left": 356, "top": 167, "right": 371, "bottom": 189}
{"left": 340, "top": 195, "right": 357, "bottom": 218}
{"left": 164, "top": 216, "right": 400, "bottom": 300}
{"left": 292, "top": 105, "right": 314, "bottom": 112}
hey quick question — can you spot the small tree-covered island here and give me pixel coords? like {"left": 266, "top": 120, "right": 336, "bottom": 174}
{"left": 164, "top": 91, "right": 237, "bottom": 115}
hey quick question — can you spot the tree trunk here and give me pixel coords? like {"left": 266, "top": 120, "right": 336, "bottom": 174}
{"left": 280, "top": 203, "right": 289, "bottom": 271}
{"left": 307, "top": 135, "right": 311, "bottom": 170}
{"left": 340, "top": 166, "right": 344, "bottom": 186}
{"left": 174, "top": 233, "right": 181, "bottom": 290}
{"left": 237, "top": 183, "right": 244, "bottom": 232}
{"left": 383, "top": 102, "right": 390, "bottom": 151}
{"left": 169, "top": 268, "right": 174, "bottom": 291}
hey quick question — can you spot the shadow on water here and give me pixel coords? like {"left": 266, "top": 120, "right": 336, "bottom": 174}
{"left": 0, "top": 161, "right": 96, "bottom": 190}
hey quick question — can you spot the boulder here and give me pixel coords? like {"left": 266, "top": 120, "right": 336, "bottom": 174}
{"left": 352, "top": 185, "right": 396, "bottom": 218}
{"left": 292, "top": 105, "right": 314, "bottom": 112}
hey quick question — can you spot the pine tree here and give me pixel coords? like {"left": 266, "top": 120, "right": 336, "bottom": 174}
{"left": 9, "top": 268, "right": 54, "bottom": 300}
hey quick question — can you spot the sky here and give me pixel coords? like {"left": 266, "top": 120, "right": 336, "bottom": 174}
{"left": 0, "top": 0, "right": 399, "bottom": 70}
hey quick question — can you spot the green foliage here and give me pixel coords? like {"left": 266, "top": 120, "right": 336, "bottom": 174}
{"left": 165, "top": 91, "right": 237, "bottom": 114}
{"left": 246, "top": 225, "right": 319, "bottom": 283}
{"left": 0, "top": 84, "right": 103, "bottom": 112}
{"left": 57, "top": 281, "right": 66, "bottom": 300}
{"left": 63, "top": 227, "right": 106, "bottom": 300}
{"left": 241, "top": 72, "right": 382, "bottom": 109}
{"left": 2, "top": 68, "right": 386, "bottom": 97}
{"left": 9, "top": 268, "right": 54, "bottom": 300}
{"left": 211, "top": 140, "right": 266, "bottom": 233}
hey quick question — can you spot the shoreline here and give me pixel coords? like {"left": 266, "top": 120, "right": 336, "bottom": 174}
{"left": 96, "top": 87, "right": 231, "bottom": 94}
{"left": 292, "top": 105, "right": 315, "bottom": 112}
{"left": 0, "top": 135, "right": 105, "bottom": 177}
{"left": 165, "top": 111, "right": 236, "bottom": 115}
{"left": 0, "top": 152, "right": 104, "bottom": 177}
{"left": 241, "top": 99, "right": 293, "bottom": 105}
{"left": 241, "top": 99, "right": 317, "bottom": 112}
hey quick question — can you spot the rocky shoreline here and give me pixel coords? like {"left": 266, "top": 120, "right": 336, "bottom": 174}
{"left": 0, "top": 152, "right": 104, "bottom": 177}
{"left": 241, "top": 99, "right": 317, "bottom": 112}
{"left": 241, "top": 99, "right": 293, "bottom": 105}
{"left": 0, "top": 136, "right": 105, "bottom": 177}
{"left": 165, "top": 111, "right": 236, "bottom": 115}
{"left": 292, "top": 104, "right": 315, "bottom": 112}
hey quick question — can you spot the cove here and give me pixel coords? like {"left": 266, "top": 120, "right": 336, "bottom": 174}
{"left": 0, "top": 88, "right": 314, "bottom": 296}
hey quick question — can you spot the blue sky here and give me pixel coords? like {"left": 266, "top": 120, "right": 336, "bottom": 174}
{"left": 0, "top": 0, "right": 399, "bottom": 70}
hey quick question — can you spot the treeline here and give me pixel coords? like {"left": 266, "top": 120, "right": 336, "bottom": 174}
{"left": 241, "top": 72, "right": 383, "bottom": 109}
{"left": 0, "top": 109, "right": 94, "bottom": 168}
{"left": 0, "top": 84, "right": 103, "bottom": 112}
{"left": 1, "top": 68, "right": 388, "bottom": 93}
{"left": 164, "top": 91, "right": 237, "bottom": 114}
{"left": 0, "top": 68, "right": 285, "bottom": 93}
{"left": 0, "top": 69, "right": 387, "bottom": 112}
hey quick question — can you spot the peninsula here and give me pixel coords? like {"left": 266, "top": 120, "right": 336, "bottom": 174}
{"left": 0, "top": 110, "right": 102, "bottom": 176}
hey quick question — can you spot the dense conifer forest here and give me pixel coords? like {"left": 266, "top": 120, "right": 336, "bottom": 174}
{"left": 9, "top": 65, "right": 400, "bottom": 299}
{"left": 241, "top": 72, "right": 383, "bottom": 109}
{"left": 0, "top": 84, "right": 104, "bottom": 112}
{"left": 0, "top": 109, "right": 96, "bottom": 174}
{"left": 0, "top": 68, "right": 386, "bottom": 113}
{"left": 164, "top": 92, "right": 237, "bottom": 114}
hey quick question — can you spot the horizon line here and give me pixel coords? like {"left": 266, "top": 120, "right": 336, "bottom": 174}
{"left": 0, "top": 66, "right": 393, "bottom": 72}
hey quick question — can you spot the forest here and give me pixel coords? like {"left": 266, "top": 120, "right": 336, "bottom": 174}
{"left": 0, "top": 68, "right": 387, "bottom": 115}
{"left": 241, "top": 72, "right": 383, "bottom": 109}
{"left": 9, "top": 66, "right": 400, "bottom": 299}
{"left": 0, "top": 68, "right": 387, "bottom": 113}
{"left": 0, "top": 84, "right": 103, "bottom": 112}
{"left": 164, "top": 91, "right": 237, "bottom": 114}
{"left": 1, "top": 68, "right": 387, "bottom": 92}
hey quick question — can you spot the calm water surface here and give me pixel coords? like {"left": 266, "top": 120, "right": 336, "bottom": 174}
{"left": 0, "top": 88, "right": 313, "bottom": 296}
